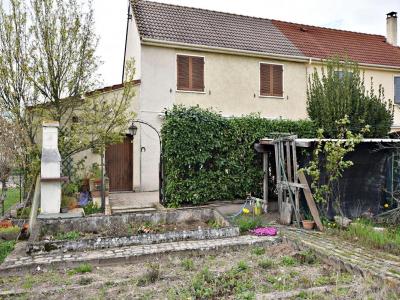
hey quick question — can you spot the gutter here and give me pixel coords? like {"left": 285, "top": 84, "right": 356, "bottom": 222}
{"left": 141, "top": 38, "right": 400, "bottom": 71}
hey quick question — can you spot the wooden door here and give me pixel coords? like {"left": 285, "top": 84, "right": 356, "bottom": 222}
{"left": 105, "top": 136, "right": 133, "bottom": 192}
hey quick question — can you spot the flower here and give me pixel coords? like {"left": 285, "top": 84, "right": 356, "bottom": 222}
{"left": 242, "top": 208, "right": 250, "bottom": 214}
{"left": 384, "top": 203, "right": 389, "bottom": 208}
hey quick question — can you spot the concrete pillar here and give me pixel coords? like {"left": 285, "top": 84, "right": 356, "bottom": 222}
{"left": 40, "top": 121, "right": 62, "bottom": 214}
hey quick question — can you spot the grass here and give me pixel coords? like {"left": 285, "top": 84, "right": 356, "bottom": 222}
{"left": 1, "top": 188, "right": 20, "bottom": 213}
{"left": 68, "top": 263, "right": 93, "bottom": 275}
{"left": 251, "top": 246, "right": 265, "bottom": 256}
{"left": 0, "top": 240, "right": 15, "bottom": 263}
{"left": 54, "top": 231, "right": 81, "bottom": 241}
{"left": 281, "top": 256, "right": 297, "bottom": 266}
{"left": 258, "top": 258, "right": 274, "bottom": 269}
{"left": 137, "top": 263, "right": 160, "bottom": 286}
{"left": 181, "top": 258, "right": 195, "bottom": 271}
{"left": 330, "top": 219, "right": 400, "bottom": 255}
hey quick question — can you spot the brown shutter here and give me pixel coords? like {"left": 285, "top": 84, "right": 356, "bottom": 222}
{"left": 177, "top": 55, "right": 190, "bottom": 90}
{"left": 191, "top": 56, "right": 204, "bottom": 92}
{"left": 272, "top": 65, "right": 283, "bottom": 97}
{"left": 260, "top": 63, "right": 271, "bottom": 96}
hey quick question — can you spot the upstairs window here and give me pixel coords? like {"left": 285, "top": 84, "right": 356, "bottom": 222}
{"left": 177, "top": 55, "right": 205, "bottom": 92}
{"left": 260, "top": 63, "right": 283, "bottom": 97}
{"left": 395, "top": 76, "right": 400, "bottom": 104}
{"left": 334, "top": 71, "right": 353, "bottom": 80}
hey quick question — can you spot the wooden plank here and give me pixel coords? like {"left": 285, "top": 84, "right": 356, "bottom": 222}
{"left": 274, "top": 142, "right": 282, "bottom": 212}
{"left": 286, "top": 142, "right": 292, "bottom": 182}
{"left": 292, "top": 140, "right": 299, "bottom": 211}
{"left": 263, "top": 152, "right": 268, "bottom": 203}
{"left": 298, "top": 171, "right": 324, "bottom": 231}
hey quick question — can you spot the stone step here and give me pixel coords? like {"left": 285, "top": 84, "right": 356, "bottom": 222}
{"left": 111, "top": 207, "right": 157, "bottom": 214}
{"left": 0, "top": 235, "right": 281, "bottom": 274}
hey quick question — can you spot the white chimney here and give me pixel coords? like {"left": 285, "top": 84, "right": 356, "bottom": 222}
{"left": 387, "top": 12, "right": 397, "bottom": 46}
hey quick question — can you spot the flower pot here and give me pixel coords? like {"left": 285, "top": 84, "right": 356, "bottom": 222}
{"left": 302, "top": 220, "right": 315, "bottom": 230}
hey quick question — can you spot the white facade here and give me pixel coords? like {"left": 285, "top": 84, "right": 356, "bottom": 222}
{"left": 122, "top": 6, "right": 400, "bottom": 193}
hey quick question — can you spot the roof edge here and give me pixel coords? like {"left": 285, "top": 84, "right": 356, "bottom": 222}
{"left": 142, "top": 38, "right": 400, "bottom": 71}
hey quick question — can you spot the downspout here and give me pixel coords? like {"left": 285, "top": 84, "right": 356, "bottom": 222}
{"left": 122, "top": 1, "right": 132, "bottom": 83}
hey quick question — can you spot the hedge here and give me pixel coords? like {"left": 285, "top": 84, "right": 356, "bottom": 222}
{"left": 161, "top": 105, "right": 317, "bottom": 207}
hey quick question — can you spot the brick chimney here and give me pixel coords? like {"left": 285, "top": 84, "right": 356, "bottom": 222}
{"left": 387, "top": 12, "right": 397, "bottom": 46}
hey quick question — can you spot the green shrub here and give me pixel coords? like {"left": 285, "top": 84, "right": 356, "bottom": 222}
{"left": 233, "top": 216, "right": 263, "bottom": 234}
{"left": 83, "top": 202, "right": 102, "bottom": 215}
{"left": 0, "top": 240, "right": 15, "bottom": 263}
{"left": 162, "top": 105, "right": 316, "bottom": 206}
{"left": 307, "top": 58, "right": 393, "bottom": 138}
{"left": 68, "top": 263, "right": 92, "bottom": 275}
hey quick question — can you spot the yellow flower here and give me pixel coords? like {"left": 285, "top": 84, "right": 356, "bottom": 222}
{"left": 242, "top": 208, "right": 250, "bottom": 214}
{"left": 384, "top": 203, "right": 389, "bottom": 208}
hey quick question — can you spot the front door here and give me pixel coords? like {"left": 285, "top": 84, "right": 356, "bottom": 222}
{"left": 105, "top": 136, "right": 133, "bottom": 192}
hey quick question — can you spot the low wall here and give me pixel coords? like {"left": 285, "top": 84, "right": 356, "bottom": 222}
{"left": 27, "top": 208, "right": 239, "bottom": 254}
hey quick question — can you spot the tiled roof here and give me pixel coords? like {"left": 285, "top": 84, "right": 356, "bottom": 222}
{"left": 272, "top": 20, "right": 400, "bottom": 67}
{"left": 132, "top": 0, "right": 303, "bottom": 57}
{"left": 132, "top": 0, "right": 400, "bottom": 68}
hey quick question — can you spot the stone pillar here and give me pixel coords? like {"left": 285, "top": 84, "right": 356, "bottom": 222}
{"left": 40, "top": 121, "right": 62, "bottom": 214}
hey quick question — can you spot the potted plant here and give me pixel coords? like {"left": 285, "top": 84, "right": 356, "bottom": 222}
{"left": 61, "top": 182, "right": 79, "bottom": 213}
{"left": 302, "top": 212, "right": 315, "bottom": 230}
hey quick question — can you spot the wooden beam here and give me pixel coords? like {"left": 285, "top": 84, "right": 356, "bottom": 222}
{"left": 263, "top": 152, "right": 269, "bottom": 204}
{"left": 298, "top": 171, "right": 324, "bottom": 231}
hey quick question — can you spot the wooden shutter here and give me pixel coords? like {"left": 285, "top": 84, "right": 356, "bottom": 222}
{"left": 260, "top": 63, "right": 271, "bottom": 96}
{"left": 260, "top": 63, "right": 283, "bottom": 97}
{"left": 272, "top": 65, "right": 283, "bottom": 97}
{"left": 177, "top": 55, "right": 190, "bottom": 90}
{"left": 177, "top": 55, "right": 204, "bottom": 92}
{"left": 191, "top": 56, "right": 204, "bottom": 92}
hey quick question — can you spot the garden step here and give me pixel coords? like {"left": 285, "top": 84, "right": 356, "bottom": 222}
{"left": 281, "top": 227, "right": 400, "bottom": 285}
{"left": 0, "top": 235, "right": 281, "bottom": 275}
{"left": 111, "top": 206, "right": 157, "bottom": 214}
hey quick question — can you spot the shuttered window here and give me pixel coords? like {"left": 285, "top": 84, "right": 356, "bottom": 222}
{"left": 177, "top": 55, "right": 205, "bottom": 92}
{"left": 260, "top": 63, "right": 283, "bottom": 97}
{"left": 395, "top": 76, "right": 400, "bottom": 104}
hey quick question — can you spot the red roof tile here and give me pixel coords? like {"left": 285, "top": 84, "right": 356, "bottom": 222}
{"left": 272, "top": 20, "right": 400, "bottom": 67}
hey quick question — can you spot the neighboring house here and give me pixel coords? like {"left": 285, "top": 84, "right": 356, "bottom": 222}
{"left": 104, "top": 0, "right": 400, "bottom": 193}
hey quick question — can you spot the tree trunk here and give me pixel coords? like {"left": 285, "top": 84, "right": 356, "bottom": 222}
{"left": 0, "top": 179, "right": 8, "bottom": 216}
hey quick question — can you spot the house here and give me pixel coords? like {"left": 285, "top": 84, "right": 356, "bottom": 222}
{"left": 101, "top": 0, "right": 400, "bottom": 194}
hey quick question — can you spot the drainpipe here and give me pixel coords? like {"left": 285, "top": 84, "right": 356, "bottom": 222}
{"left": 122, "top": 1, "right": 132, "bottom": 83}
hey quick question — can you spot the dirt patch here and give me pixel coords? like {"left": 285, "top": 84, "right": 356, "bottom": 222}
{"left": 1, "top": 243, "right": 398, "bottom": 299}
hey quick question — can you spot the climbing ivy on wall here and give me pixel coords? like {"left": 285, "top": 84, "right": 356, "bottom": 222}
{"left": 161, "top": 105, "right": 317, "bottom": 207}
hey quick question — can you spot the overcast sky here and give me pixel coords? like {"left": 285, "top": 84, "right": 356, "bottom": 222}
{"left": 93, "top": 0, "right": 400, "bottom": 87}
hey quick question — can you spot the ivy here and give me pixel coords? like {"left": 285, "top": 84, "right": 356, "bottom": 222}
{"left": 162, "top": 106, "right": 317, "bottom": 207}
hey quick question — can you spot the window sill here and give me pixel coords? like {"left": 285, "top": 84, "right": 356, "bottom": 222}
{"left": 259, "top": 95, "right": 285, "bottom": 99}
{"left": 176, "top": 90, "right": 206, "bottom": 94}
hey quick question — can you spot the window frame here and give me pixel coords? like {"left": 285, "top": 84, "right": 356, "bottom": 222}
{"left": 259, "top": 62, "right": 285, "bottom": 99}
{"left": 176, "top": 53, "right": 206, "bottom": 94}
{"left": 394, "top": 75, "right": 400, "bottom": 105}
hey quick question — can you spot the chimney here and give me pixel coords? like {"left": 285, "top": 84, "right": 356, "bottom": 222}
{"left": 386, "top": 12, "right": 397, "bottom": 46}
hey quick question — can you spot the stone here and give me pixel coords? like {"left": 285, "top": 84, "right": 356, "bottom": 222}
{"left": 334, "top": 216, "right": 352, "bottom": 228}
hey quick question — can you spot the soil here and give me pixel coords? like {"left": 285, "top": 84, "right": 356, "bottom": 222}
{"left": 1, "top": 243, "right": 398, "bottom": 299}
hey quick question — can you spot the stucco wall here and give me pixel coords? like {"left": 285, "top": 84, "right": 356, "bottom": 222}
{"left": 127, "top": 42, "right": 400, "bottom": 192}
{"left": 124, "top": 13, "right": 142, "bottom": 80}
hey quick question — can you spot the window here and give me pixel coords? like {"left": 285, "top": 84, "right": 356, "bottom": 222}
{"left": 260, "top": 63, "right": 283, "bottom": 97}
{"left": 177, "top": 55, "right": 205, "bottom": 92}
{"left": 395, "top": 76, "right": 400, "bottom": 104}
{"left": 334, "top": 71, "right": 353, "bottom": 80}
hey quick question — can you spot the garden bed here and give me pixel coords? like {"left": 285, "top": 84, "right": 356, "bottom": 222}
{"left": 27, "top": 208, "right": 239, "bottom": 254}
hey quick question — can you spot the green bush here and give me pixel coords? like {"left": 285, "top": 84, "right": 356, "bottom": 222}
{"left": 233, "top": 216, "right": 263, "bottom": 234}
{"left": 68, "top": 263, "right": 93, "bottom": 275}
{"left": 162, "top": 105, "right": 316, "bottom": 206}
{"left": 307, "top": 58, "right": 393, "bottom": 138}
{"left": 0, "top": 240, "right": 15, "bottom": 263}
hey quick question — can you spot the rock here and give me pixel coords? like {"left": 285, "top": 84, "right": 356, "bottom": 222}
{"left": 334, "top": 216, "right": 352, "bottom": 228}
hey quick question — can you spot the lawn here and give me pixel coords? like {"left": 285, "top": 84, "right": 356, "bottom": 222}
{"left": 327, "top": 218, "right": 400, "bottom": 256}
{"left": 1, "top": 187, "right": 20, "bottom": 214}
{"left": 0, "top": 243, "right": 399, "bottom": 299}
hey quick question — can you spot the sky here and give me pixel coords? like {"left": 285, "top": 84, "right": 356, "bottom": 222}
{"left": 93, "top": 0, "right": 400, "bottom": 87}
